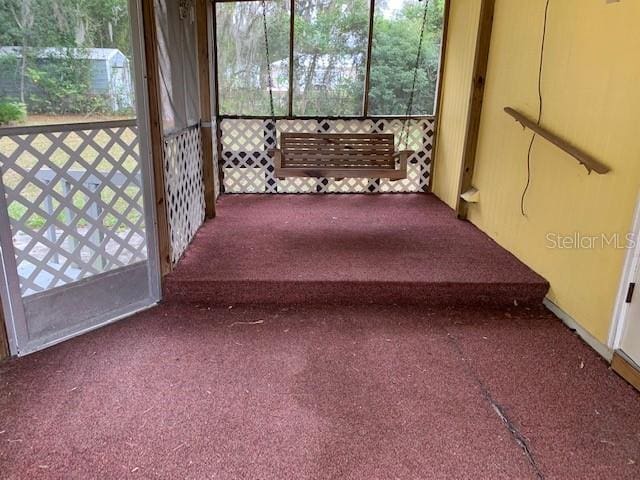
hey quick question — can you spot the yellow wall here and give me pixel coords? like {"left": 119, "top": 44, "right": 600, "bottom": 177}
{"left": 464, "top": 0, "right": 640, "bottom": 343}
{"left": 432, "top": 0, "right": 481, "bottom": 208}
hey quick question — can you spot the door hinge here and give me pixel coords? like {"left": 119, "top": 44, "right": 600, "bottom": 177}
{"left": 625, "top": 282, "right": 636, "bottom": 303}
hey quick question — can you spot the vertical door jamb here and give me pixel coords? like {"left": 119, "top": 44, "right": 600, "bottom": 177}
{"left": 0, "top": 179, "right": 28, "bottom": 356}
{"left": 139, "top": 0, "right": 173, "bottom": 277}
{"left": 196, "top": 0, "right": 217, "bottom": 218}
{"left": 130, "top": 0, "right": 163, "bottom": 300}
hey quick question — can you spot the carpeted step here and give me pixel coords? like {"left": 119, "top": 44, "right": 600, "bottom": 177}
{"left": 163, "top": 279, "right": 548, "bottom": 307}
{"left": 163, "top": 194, "right": 549, "bottom": 308}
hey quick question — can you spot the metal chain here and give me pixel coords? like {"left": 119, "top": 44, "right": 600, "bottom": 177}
{"left": 401, "top": 0, "right": 430, "bottom": 149}
{"left": 261, "top": 0, "right": 276, "bottom": 121}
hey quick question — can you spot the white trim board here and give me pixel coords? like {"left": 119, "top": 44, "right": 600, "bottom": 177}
{"left": 609, "top": 191, "right": 640, "bottom": 350}
{"left": 544, "top": 298, "right": 613, "bottom": 361}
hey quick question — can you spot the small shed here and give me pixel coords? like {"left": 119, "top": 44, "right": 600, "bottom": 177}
{"left": 0, "top": 47, "right": 134, "bottom": 112}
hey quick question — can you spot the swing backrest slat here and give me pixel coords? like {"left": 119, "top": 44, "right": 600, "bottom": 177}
{"left": 273, "top": 133, "right": 410, "bottom": 180}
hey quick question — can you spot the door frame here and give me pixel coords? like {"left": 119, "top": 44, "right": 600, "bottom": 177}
{"left": 0, "top": 180, "right": 28, "bottom": 356}
{"left": 130, "top": 0, "right": 162, "bottom": 303}
{"left": 609, "top": 191, "right": 640, "bottom": 351}
{"left": 0, "top": 0, "right": 162, "bottom": 356}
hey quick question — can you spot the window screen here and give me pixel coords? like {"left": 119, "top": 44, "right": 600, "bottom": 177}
{"left": 367, "top": 0, "right": 445, "bottom": 116}
{"left": 216, "top": 0, "right": 291, "bottom": 116}
{"left": 293, "top": 0, "right": 370, "bottom": 116}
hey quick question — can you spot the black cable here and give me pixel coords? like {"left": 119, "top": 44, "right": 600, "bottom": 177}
{"left": 521, "top": 0, "right": 551, "bottom": 217}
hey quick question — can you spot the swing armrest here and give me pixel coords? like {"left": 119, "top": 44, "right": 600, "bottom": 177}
{"left": 394, "top": 150, "right": 412, "bottom": 178}
{"left": 271, "top": 149, "right": 285, "bottom": 179}
{"left": 270, "top": 149, "right": 282, "bottom": 164}
{"left": 393, "top": 150, "right": 413, "bottom": 159}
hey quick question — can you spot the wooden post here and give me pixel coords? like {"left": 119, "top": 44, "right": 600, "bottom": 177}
{"left": 211, "top": 0, "right": 225, "bottom": 193}
{"left": 456, "top": 0, "right": 495, "bottom": 219}
{"left": 0, "top": 296, "right": 9, "bottom": 361}
{"left": 141, "top": 0, "right": 172, "bottom": 275}
{"left": 196, "top": 0, "right": 217, "bottom": 218}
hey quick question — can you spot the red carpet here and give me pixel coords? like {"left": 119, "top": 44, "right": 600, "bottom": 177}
{"left": 2, "top": 194, "right": 637, "bottom": 479}
{"left": 1, "top": 304, "right": 638, "bottom": 479}
{"left": 164, "top": 194, "right": 549, "bottom": 306}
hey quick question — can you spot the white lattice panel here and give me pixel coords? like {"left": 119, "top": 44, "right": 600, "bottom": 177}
{"left": 0, "top": 122, "right": 147, "bottom": 296}
{"left": 275, "top": 119, "right": 320, "bottom": 192}
{"left": 220, "top": 117, "right": 434, "bottom": 194}
{"left": 377, "top": 118, "right": 434, "bottom": 193}
{"left": 221, "top": 119, "right": 276, "bottom": 193}
{"left": 164, "top": 125, "right": 205, "bottom": 264}
{"left": 322, "top": 119, "right": 376, "bottom": 134}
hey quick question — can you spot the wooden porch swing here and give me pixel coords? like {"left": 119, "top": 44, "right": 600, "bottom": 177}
{"left": 259, "top": 0, "right": 431, "bottom": 180}
{"left": 273, "top": 133, "right": 411, "bottom": 180}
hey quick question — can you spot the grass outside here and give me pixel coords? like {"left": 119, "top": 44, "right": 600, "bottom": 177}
{"left": 1, "top": 115, "right": 143, "bottom": 231}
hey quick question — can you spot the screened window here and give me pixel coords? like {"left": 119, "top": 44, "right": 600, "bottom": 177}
{"left": 215, "top": 0, "right": 291, "bottom": 115}
{"left": 368, "top": 0, "right": 444, "bottom": 116}
{"left": 214, "top": 0, "right": 445, "bottom": 117}
{"left": 0, "top": 1, "right": 136, "bottom": 126}
{"left": 293, "top": 0, "right": 370, "bottom": 116}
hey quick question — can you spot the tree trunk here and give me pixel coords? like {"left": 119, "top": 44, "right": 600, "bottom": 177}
{"left": 12, "top": 0, "right": 34, "bottom": 104}
{"left": 300, "top": 54, "right": 318, "bottom": 115}
{"left": 19, "top": 45, "right": 27, "bottom": 103}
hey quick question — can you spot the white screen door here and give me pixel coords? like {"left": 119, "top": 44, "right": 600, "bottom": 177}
{"left": 0, "top": 0, "right": 160, "bottom": 356}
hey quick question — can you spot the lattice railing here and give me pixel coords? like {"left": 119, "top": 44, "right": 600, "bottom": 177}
{"left": 220, "top": 117, "right": 434, "bottom": 194}
{"left": 0, "top": 120, "right": 147, "bottom": 296}
{"left": 163, "top": 124, "right": 205, "bottom": 264}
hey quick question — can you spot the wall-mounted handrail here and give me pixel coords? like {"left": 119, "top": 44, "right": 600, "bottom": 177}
{"left": 504, "top": 107, "right": 610, "bottom": 175}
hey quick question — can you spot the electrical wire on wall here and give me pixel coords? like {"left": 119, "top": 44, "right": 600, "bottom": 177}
{"left": 521, "top": 0, "right": 551, "bottom": 217}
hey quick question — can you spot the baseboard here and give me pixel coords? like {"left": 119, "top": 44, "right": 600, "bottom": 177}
{"left": 543, "top": 298, "right": 613, "bottom": 361}
{"left": 611, "top": 351, "right": 640, "bottom": 392}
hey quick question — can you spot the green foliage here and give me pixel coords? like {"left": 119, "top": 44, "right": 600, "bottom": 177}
{"left": 0, "top": 100, "right": 27, "bottom": 124}
{"left": 217, "top": 0, "right": 445, "bottom": 117}
{"left": 216, "top": 0, "right": 292, "bottom": 116}
{"left": 369, "top": 0, "right": 444, "bottom": 115}
{"left": 25, "top": 53, "right": 109, "bottom": 115}
{"left": 0, "top": 0, "right": 132, "bottom": 116}
{"left": 0, "top": 0, "right": 446, "bottom": 118}
{"left": 0, "top": 0, "right": 131, "bottom": 55}
{"left": 292, "top": 0, "right": 370, "bottom": 115}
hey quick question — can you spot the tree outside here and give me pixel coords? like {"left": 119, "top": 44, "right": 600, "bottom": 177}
{"left": 0, "top": 0, "right": 445, "bottom": 124}
{"left": 0, "top": 0, "right": 133, "bottom": 125}
{"left": 216, "top": 0, "right": 445, "bottom": 117}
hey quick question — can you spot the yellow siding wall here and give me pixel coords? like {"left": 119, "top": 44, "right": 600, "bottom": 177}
{"left": 432, "top": 0, "right": 481, "bottom": 208}
{"left": 466, "top": 0, "right": 640, "bottom": 343}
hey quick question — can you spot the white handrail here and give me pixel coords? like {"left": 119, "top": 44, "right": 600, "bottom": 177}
{"left": 0, "top": 119, "right": 137, "bottom": 137}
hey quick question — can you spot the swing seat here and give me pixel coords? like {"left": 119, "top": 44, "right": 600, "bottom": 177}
{"left": 273, "top": 133, "right": 411, "bottom": 180}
